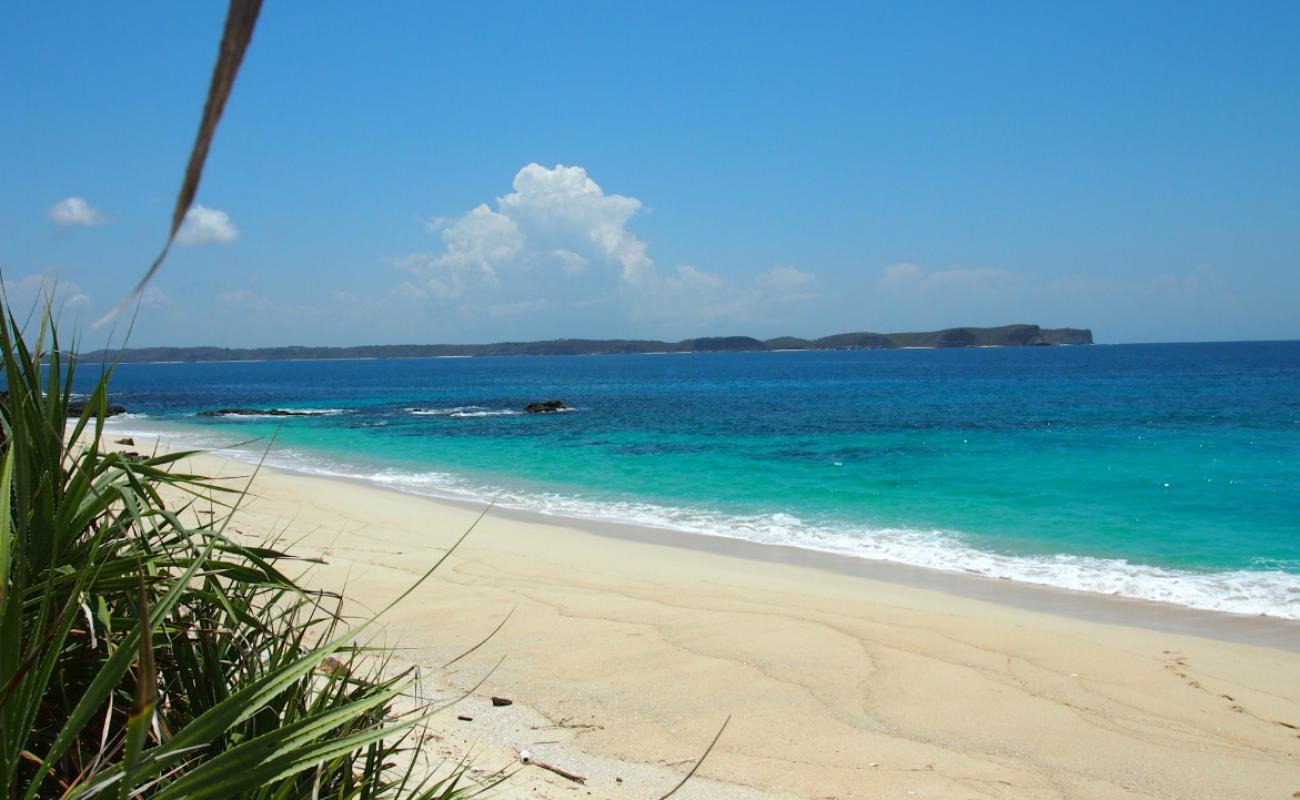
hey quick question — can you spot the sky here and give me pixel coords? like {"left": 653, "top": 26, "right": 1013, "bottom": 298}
{"left": 2, "top": 1, "right": 1298, "bottom": 347}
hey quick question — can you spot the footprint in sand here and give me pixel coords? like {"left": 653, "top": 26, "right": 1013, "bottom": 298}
{"left": 1163, "top": 653, "right": 1300, "bottom": 735}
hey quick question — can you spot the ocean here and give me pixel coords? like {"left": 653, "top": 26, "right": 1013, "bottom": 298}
{"left": 88, "top": 341, "right": 1300, "bottom": 619}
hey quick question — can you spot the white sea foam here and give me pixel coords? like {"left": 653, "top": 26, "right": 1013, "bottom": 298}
{"left": 407, "top": 406, "right": 523, "bottom": 418}
{"left": 98, "top": 419, "right": 1300, "bottom": 620}
{"left": 201, "top": 408, "right": 348, "bottom": 419}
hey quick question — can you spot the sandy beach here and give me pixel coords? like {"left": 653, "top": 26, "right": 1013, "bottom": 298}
{"left": 126, "top": 439, "right": 1300, "bottom": 800}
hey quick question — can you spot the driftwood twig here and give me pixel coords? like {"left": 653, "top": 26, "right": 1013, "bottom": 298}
{"left": 519, "top": 751, "right": 586, "bottom": 785}
{"left": 658, "top": 714, "right": 732, "bottom": 800}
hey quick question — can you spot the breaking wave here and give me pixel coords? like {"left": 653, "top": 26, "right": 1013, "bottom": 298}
{"left": 99, "top": 418, "right": 1300, "bottom": 621}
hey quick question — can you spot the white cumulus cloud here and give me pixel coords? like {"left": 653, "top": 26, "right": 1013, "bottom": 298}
{"left": 549, "top": 249, "right": 589, "bottom": 275}
{"left": 498, "top": 163, "right": 653, "bottom": 283}
{"left": 176, "top": 205, "right": 239, "bottom": 246}
{"left": 48, "top": 197, "right": 107, "bottom": 228}
{"left": 393, "top": 165, "right": 821, "bottom": 332}
{"left": 435, "top": 205, "right": 522, "bottom": 281}
{"left": 399, "top": 163, "right": 654, "bottom": 299}
{"left": 393, "top": 205, "right": 524, "bottom": 298}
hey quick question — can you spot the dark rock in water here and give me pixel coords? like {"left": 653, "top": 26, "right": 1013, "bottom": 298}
{"left": 68, "top": 403, "right": 125, "bottom": 416}
{"left": 2, "top": 392, "right": 127, "bottom": 419}
{"left": 66, "top": 400, "right": 127, "bottom": 418}
{"left": 197, "top": 408, "right": 328, "bottom": 417}
{"left": 1, "top": 391, "right": 124, "bottom": 418}
{"left": 524, "top": 400, "right": 568, "bottom": 414}
{"left": 115, "top": 437, "right": 135, "bottom": 446}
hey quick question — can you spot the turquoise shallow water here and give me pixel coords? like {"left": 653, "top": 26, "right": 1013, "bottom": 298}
{"left": 91, "top": 341, "right": 1300, "bottom": 618}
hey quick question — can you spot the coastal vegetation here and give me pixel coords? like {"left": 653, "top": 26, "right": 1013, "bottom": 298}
{"left": 0, "top": 306, "right": 490, "bottom": 797}
{"left": 0, "top": 1, "right": 500, "bottom": 793}
{"left": 83, "top": 324, "right": 1093, "bottom": 364}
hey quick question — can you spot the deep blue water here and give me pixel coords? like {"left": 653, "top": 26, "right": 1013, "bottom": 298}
{"left": 87, "top": 342, "right": 1300, "bottom": 617}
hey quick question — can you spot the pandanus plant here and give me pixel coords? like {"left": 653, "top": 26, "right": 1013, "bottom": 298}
{"left": 0, "top": 305, "right": 492, "bottom": 798}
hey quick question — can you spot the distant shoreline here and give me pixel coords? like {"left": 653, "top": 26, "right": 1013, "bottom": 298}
{"left": 82, "top": 322, "right": 1092, "bottom": 364}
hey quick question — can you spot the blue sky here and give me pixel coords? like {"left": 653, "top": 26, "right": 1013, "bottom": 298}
{"left": 3, "top": 1, "right": 1298, "bottom": 347}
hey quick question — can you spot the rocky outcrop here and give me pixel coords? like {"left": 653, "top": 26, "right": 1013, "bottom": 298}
{"left": 936, "top": 328, "right": 980, "bottom": 347}
{"left": 524, "top": 400, "right": 568, "bottom": 414}
{"left": 197, "top": 408, "right": 329, "bottom": 417}
{"left": 2, "top": 391, "right": 125, "bottom": 419}
{"left": 814, "top": 332, "right": 894, "bottom": 349}
{"left": 67, "top": 400, "right": 127, "bottom": 418}
{"left": 815, "top": 324, "right": 1093, "bottom": 349}
{"left": 764, "top": 336, "right": 813, "bottom": 350}
{"left": 679, "top": 336, "right": 766, "bottom": 352}
{"left": 1038, "top": 327, "right": 1093, "bottom": 345}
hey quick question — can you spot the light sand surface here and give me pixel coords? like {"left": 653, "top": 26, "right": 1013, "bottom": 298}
{"left": 119, "top": 439, "right": 1300, "bottom": 800}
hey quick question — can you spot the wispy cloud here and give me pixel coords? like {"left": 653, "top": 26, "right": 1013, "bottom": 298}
{"left": 139, "top": 286, "right": 173, "bottom": 308}
{"left": 879, "top": 262, "right": 1011, "bottom": 292}
{"left": 754, "top": 264, "right": 817, "bottom": 296}
{"left": 216, "top": 289, "right": 273, "bottom": 311}
{"left": 633, "top": 264, "right": 820, "bottom": 329}
{"left": 392, "top": 281, "right": 430, "bottom": 301}
{"left": 48, "top": 197, "right": 107, "bottom": 228}
{"left": 666, "top": 265, "right": 724, "bottom": 291}
{"left": 487, "top": 298, "right": 551, "bottom": 317}
{"left": 2, "top": 273, "right": 91, "bottom": 311}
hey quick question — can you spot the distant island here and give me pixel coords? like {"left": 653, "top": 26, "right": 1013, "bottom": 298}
{"left": 83, "top": 324, "right": 1091, "bottom": 363}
